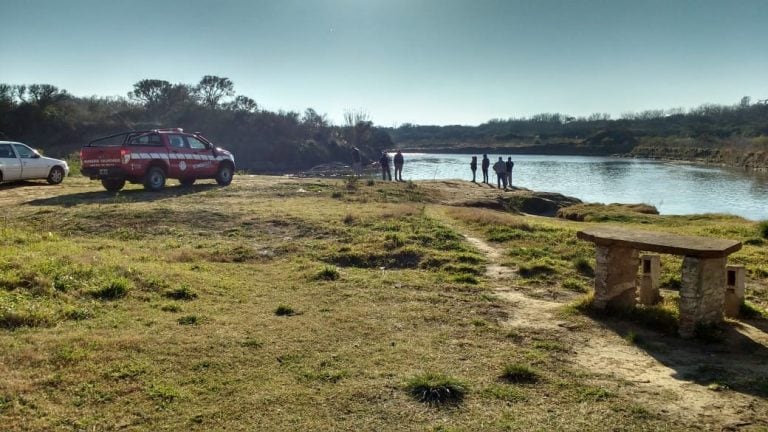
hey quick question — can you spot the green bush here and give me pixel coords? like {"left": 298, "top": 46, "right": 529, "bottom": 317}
{"left": 759, "top": 220, "right": 768, "bottom": 239}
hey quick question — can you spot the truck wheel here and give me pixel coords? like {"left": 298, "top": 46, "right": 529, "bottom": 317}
{"left": 144, "top": 166, "right": 166, "bottom": 191}
{"left": 101, "top": 178, "right": 125, "bottom": 192}
{"left": 180, "top": 178, "right": 195, "bottom": 187}
{"left": 47, "top": 166, "right": 65, "bottom": 185}
{"left": 215, "top": 164, "right": 233, "bottom": 186}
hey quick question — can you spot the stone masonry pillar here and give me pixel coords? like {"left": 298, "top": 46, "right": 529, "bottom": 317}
{"left": 678, "top": 256, "right": 726, "bottom": 338}
{"left": 593, "top": 246, "right": 639, "bottom": 310}
{"left": 639, "top": 254, "right": 661, "bottom": 305}
{"left": 724, "top": 265, "right": 746, "bottom": 318}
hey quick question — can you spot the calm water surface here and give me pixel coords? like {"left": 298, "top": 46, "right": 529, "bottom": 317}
{"left": 399, "top": 153, "right": 768, "bottom": 220}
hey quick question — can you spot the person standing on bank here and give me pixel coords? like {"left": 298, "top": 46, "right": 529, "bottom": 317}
{"left": 470, "top": 156, "right": 478, "bottom": 182}
{"left": 481, "top": 154, "right": 490, "bottom": 184}
{"left": 393, "top": 150, "right": 404, "bottom": 181}
{"left": 506, "top": 157, "right": 514, "bottom": 187}
{"left": 493, "top": 156, "right": 508, "bottom": 190}
{"left": 351, "top": 146, "right": 362, "bottom": 176}
{"left": 380, "top": 151, "right": 392, "bottom": 181}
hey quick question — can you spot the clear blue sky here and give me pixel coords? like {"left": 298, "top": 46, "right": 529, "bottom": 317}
{"left": 1, "top": 0, "right": 766, "bottom": 126}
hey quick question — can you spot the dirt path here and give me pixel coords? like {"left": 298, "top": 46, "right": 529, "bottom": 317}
{"left": 463, "top": 232, "right": 767, "bottom": 430}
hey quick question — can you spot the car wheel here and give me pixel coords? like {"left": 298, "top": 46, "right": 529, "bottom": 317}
{"left": 101, "top": 178, "right": 126, "bottom": 192}
{"left": 215, "top": 164, "right": 234, "bottom": 186}
{"left": 144, "top": 166, "right": 166, "bottom": 191}
{"left": 47, "top": 166, "right": 65, "bottom": 184}
{"left": 180, "top": 178, "right": 195, "bottom": 187}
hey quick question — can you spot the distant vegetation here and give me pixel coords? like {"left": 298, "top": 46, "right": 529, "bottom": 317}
{"left": 0, "top": 77, "right": 392, "bottom": 171}
{"left": 2, "top": 79, "right": 767, "bottom": 170}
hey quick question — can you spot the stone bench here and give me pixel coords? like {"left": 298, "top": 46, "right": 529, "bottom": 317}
{"left": 576, "top": 226, "right": 742, "bottom": 338}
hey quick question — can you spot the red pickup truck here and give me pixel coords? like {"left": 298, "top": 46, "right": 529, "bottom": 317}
{"left": 81, "top": 128, "right": 235, "bottom": 192}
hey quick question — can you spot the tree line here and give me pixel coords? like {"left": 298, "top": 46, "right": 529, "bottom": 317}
{"left": 387, "top": 96, "right": 768, "bottom": 149}
{"left": 0, "top": 76, "right": 392, "bottom": 171}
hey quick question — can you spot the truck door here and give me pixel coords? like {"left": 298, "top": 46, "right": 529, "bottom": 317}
{"left": 13, "top": 143, "right": 48, "bottom": 179}
{"left": 185, "top": 136, "right": 217, "bottom": 177}
{"left": 0, "top": 143, "right": 22, "bottom": 181}
{"left": 166, "top": 133, "right": 196, "bottom": 178}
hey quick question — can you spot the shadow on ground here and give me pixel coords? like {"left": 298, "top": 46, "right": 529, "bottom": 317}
{"left": 25, "top": 184, "right": 220, "bottom": 207}
{"left": 594, "top": 313, "right": 768, "bottom": 399}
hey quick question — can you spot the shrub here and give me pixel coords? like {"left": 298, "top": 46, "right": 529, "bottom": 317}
{"left": 91, "top": 277, "right": 130, "bottom": 300}
{"left": 342, "top": 214, "right": 356, "bottom": 225}
{"left": 405, "top": 373, "right": 468, "bottom": 404}
{"left": 343, "top": 176, "right": 358, "bottom": 190}
{"left": 501, "top": 363, "right": 539, "bottom": 383}
{"left": 759, "top": 220, "right": 768, "bottom": 239}
{"left": 274, "top": 305, "right": 295, "bottom": 316}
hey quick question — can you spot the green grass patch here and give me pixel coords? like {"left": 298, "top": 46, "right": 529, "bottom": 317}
{"left": 91, "top": 277, "right": 130, "bottom": 300}
{"left": 500, "top": 363, "right": 539, "bottom": 383}
{"left": 758, "top": 220, "right": 768, "bottom": 239}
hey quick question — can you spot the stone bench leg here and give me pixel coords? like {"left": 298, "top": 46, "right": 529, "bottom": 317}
{"left": 639, "top": 254, "right": 661, "bottom": 305}
{"left": 724, "top": 265, "right": 746, "bottom": 318}
{"left": 678, "top": 256, "right": 726, "bottom": 338}
{"left": 593, "top": 246, "right": 639, "bottom": 310}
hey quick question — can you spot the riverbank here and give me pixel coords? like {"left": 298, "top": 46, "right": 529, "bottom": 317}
{"left": 1, "top": 175, "right": 767, "bottom": 430}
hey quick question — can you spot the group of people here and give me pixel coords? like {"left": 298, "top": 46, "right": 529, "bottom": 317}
{"left": 352, "top": 147, "right": 404, "bottom": 181}
{"left": 379, "top": 150, "right": 405, "bottom": 181}
{"left": 471, "top": 154, "right": 514, "bottom": 190}
{"left": 353, "top": 148, "right": 515, "bottom": 189}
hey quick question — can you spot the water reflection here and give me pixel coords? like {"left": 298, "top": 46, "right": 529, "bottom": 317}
{"left": 400, "top": 153, "right": 768, "bottom": 220}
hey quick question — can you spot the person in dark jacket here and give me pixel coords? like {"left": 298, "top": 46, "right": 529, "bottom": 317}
{"left": 481, "top": 154, "right": 490, "bottom": 184}
{"left": 380, "top": 151, "right": 392, "bottom": 181}
{"left": 393, "top": 150, "right": 404, "bottom": 181}
{"left": 493, "top": 157, "right": 507, "bottom": 190}
{"left": 470, "top": 156, "right": 477, "bottom": 182}
{"left": 506, "top": 157, "right": 514, "bottom": 187}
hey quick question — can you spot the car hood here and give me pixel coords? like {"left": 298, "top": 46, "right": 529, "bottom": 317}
{"left": 41, "top": 156, "right": 68, "bottom": 167}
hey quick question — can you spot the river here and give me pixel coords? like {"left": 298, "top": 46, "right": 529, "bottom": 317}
{"left": 397, "top": 153, "right": 768, "bottom": 220}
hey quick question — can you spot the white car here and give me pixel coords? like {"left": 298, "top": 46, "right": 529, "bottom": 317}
{"left": 0, "top": 141, "right": 69, "bottom": 185}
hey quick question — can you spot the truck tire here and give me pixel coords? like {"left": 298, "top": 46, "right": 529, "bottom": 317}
{"left": 215, "top": 163, "right": 234, "bottom": 186}
{"left": 101, "top": 178, "right": 126, "bottom": 192}
{"left": 144, "top": 166, "right": 166, "bottom": 191}
{"left": 47, "top": 166, "right": 65, "bottom": 184}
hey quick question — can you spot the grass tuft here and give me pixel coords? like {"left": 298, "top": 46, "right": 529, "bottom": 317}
{"left": 274, "top": 305, "right": 295, "bottom": 316}
{"left": 177, "top": 315, "right": 199, "bottom": 325}
{"left": 740, "top": 301, "right": 768, "bottom": 319}
{"left": 91, "top": 277, "right": 130, "bottom": 300}
{"left": 500, "top": 363, "right": 539, "bottom": 383}
{"left": 573, "top": 257, "right": 594, "bottom": 277}
{"left": 316, "top": 266, "right": 340, "bottom": 281}
{"left": 405, "top": 372, "right": 468, "bottom": 405}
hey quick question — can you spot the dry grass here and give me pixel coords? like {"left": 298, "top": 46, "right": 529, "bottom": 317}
{"left": 0, "top": 175, "right": 766, "bottom": 430}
